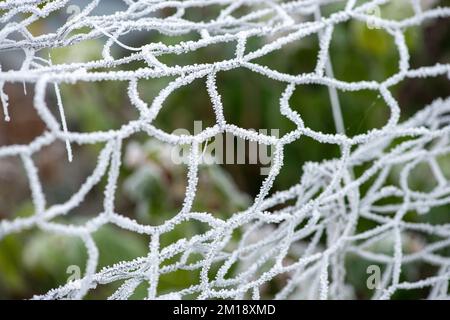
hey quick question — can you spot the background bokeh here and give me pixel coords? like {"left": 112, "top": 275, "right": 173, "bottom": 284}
{"left": 0, "top": 0, "right": 449, "bottom": 299}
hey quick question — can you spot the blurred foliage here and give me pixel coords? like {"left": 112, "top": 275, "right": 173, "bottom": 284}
{"left": 1, "top": 0, "right": 450, "bottom": 299}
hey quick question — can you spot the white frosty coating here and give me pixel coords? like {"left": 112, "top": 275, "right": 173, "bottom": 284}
{"left": 0, "top": 0, "right": 450, "bottom": 300}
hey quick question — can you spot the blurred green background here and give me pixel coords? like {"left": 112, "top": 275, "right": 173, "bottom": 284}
{"left": 0, "top": 0, "right": 449, "bottom": 299}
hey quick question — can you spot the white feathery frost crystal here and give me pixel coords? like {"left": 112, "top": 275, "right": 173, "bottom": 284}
{"left": 0, "top": 0, "right": 450, "bottom": 300}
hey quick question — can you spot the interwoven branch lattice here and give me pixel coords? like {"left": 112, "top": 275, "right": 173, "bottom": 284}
{"left": 1, "top": 0, "right": 450, "bottom": 300}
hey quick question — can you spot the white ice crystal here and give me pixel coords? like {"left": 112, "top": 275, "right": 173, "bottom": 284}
{"left": 0, "top": 0, "right": 449, "bottom": 300}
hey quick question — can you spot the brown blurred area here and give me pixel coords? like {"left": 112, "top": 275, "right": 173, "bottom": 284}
{"left": 0, "top": 83, "right": 65, "bottom": 219}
